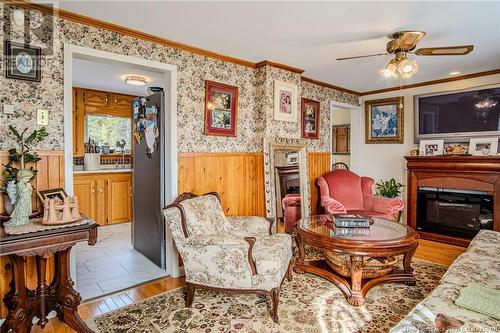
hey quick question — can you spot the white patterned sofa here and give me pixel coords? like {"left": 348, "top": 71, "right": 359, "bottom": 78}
{"left": 162, "top": 192, "right": 293, "bottom": 323}
{"left": 390, "top": 230, "right": 500, "bottom": 332}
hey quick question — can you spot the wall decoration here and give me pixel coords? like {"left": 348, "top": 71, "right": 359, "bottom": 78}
{"left": 419, "top": 139, "right": 444, "bottom": 156}
{"left": 469, "top": 138, "right": 498, "bottom": 156}
{"left": 204, "top": 80, "right": 239, "bottom": 137}
{"left": 365, "top": 97, "right": 404, "bottom": 144}
{"left": 4, "top": 41, "right": 41, "bottom": 82}
{"left": 301, "top": 98, "right": 320, "bottom": 139}
{"left": 273, "top": 80, "right": 297, "bottom": 122}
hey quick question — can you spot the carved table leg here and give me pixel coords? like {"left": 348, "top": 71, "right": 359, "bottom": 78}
{"left": 54, "top": 248, "right": 94, "bottom": 333}
{"left": 1, "top": 255, "right": 33, "bottom": 333}
{"left": 403, "top": 247, "right": 417, "bottom": 286}
{"left": 293, "top": 233, "right": 306, "bottom": 274}
{"left": 347, "top": 256, "right": 365, "bottom": 306}
{"left": 35, "top": 256, "right": 49, "bottom": 328}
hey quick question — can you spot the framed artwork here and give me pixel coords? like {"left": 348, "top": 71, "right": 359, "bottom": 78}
{"left": 4, "top": 41, "right": 41, "bottom": 82}
{"left": 204, "top": 80, "right": 239, "bottom": 137}
{"left": 469, "top": 138, "right": 498, "bottom": 156}
{"left": 419, "top": 139, "right": 444, "bottom": 156}
{"left": 37, "top": 188, "right": 68, "bottom": 206}
{"left": 301, "top": 98, "right": 320, "bottom": 139}
{"left": 273, "top": 80, "right": 297, "bottom": 122}
{"left": 365, "top": 97, "right": 404, "bottom": 144}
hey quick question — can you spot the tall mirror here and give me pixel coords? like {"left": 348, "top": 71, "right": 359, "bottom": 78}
{"left": 263, "top": 137, "right": 310, "bottom": 233}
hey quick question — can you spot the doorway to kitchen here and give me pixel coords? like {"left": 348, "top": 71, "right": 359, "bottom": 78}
{"left": 63, "top": 44, "right": 179, "bottom": 300}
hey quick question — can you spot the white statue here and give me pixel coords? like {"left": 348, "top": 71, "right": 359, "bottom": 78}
{"left": 4, "top": 169, "right": 33, "bottom": 227}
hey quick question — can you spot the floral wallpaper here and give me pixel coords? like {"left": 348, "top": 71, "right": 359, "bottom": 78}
{"left": 0, "top": 4, "right": 359, "bottom": 153}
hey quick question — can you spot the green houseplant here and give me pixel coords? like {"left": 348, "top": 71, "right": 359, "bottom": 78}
{"left": 1, "top": 126, "right": 47, "bottom": 215}
{"left": 375, "top": 178, "right": 404, "bottom": 198}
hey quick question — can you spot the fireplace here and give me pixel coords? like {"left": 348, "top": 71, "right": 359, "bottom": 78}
{"left": 417, "top": 187, "right": 493, "bottom": 239}
{"left": 405, "top": 155, "right": 500, "bottom": 246}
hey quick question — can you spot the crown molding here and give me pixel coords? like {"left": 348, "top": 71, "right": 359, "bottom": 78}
{"left": 254, "top": 60, "right": 304, "bottom": 74}
{"left": 301, "top": 76, "right": 360, "bottom": 96}
{"left": 360, "top": 69, "right": 500, "bottom": 96}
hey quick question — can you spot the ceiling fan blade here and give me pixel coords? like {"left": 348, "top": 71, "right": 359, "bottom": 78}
{"left": 415, "top": 45, "right": 474, "bottom": 56}
{"left": 336, "top": 53, "right": 388, "bottom": 61}
{"left": 394, "top": 31, "right": 426, "bottom": 50}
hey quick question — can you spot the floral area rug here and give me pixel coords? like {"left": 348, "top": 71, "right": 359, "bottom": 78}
{"left": 88, "top": 259, "right": 446, "bottom": 333}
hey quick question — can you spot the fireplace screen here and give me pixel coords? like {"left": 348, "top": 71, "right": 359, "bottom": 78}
{"left": 417, "top": 188, "right": 493, "bottom": 239}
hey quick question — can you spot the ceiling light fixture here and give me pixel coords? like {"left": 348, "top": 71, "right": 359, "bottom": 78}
{"left": 124, "top": 75, "right": 147, "bottom": 86}
{"left": 380, "top": 59, "right": 399, "bottom": 79}
{"left": 380, "top": 53, "right": 418, "bottom": 80}
{"left": 449, "top": 71, "right": 461, "bottom": 76}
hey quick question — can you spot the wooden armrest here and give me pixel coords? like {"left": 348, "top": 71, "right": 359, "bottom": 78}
{"left": 435, "top": 313, "right": 464, "bottom": 333}
{"left": 268, "top": 219, "right": 274, "bottom": 235}
{"left": 244, "top": 237, "right": 257, "bottom": 275}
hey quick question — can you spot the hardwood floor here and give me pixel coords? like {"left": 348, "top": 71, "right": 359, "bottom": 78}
{"left": 24, "top": 233, "right": 465, "bottom": 333}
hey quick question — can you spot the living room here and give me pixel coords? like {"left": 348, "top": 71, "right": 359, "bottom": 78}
{"left": 0, "top": 1, "right": 499, "bottom": 333}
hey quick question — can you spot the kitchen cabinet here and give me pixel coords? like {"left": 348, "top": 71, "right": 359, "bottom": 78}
{"left": 332, "top": 125, "right": 350, "bottom": 154}
{"left": 73, "top": 172, "right": 132, "bottom": 226}
{"left": 83, "top": 89, "right": 109, "bottom": 107}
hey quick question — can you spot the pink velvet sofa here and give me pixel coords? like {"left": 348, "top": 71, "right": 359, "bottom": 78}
{"left": 282, "top": 194, "right": 301, "bottom": 233}
{"left": 317, "top": 169, "right": 404, "bottom": 221}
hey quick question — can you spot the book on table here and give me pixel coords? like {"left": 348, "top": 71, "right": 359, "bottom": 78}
{"left": 333, "top": 214, "right": 373, "bottom": 228}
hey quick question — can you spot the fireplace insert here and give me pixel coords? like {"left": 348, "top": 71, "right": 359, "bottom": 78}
{"left": 417, "top": 187, "right": 493, "bottom": 239}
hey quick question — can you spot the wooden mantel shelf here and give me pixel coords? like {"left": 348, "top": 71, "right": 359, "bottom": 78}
{"left": 404, "top": 155, "right": 500, "bottom": 247}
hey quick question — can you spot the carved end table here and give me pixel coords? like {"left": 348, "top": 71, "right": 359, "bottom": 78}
{"left": 294, "top": 215, "right": 419, "bottom": 306}
{"left": 0, "top": 219, "right": 98, "bottom": 333}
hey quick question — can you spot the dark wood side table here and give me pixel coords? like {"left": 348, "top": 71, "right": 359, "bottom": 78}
{"left": 0, "top": 220, "right": 98, "bottom": 333}
{"left": 294, "top": 215, "right": 419, "bottom": 306}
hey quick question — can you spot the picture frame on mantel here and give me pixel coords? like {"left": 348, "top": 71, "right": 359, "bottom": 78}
{"left": 365, "top": 97, "right": 404, "bottom": 144}
{"left": 204, "top": 80, "right": 238, "bottom": 137}
{"left": 273, "top": 80, "right": 297, "bottom": 122}
{"left": 301, "top": 98, "right": 320, "bottom": 139}
{"left": 469, "top": 138, "right": 498, "bottom": 156}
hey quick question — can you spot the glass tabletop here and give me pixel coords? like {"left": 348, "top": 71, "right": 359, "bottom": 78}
{"left": 298, "top": 215, "right": 408, "bottom": 241}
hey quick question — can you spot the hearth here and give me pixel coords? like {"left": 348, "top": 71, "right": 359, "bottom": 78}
{"left": 417, "top": 187, "right": 493, "bottom": 239}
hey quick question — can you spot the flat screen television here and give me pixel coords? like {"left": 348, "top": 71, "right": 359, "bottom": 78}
{"left": 414, "top": 85, "right": 500, "bottom": 142}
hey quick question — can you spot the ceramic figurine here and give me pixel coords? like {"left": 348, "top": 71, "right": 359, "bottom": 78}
{"left": 4, "top": 169, "right": 33, "bottom": 227}
{"left": 42, "top": 195, "right": 80, "bottom": 225}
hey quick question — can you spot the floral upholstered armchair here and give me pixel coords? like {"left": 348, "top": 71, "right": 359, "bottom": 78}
{"left": 162, "top": 192, "right": 293, "bottom": 323}
{"left": 317, "top": 169, "right": 404, "bottom": 221}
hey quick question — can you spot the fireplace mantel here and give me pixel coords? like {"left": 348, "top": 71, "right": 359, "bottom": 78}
{"left": 405, "top": 155, "right": 500, "bottom": 246}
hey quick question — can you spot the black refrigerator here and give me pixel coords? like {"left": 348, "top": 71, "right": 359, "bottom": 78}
{"left": 131, "top": 92, "right": 165, "bottom": 268}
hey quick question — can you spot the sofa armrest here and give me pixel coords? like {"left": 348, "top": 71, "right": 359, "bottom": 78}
{"left": 227, "top": 216, "right": 272, "bottom": 236}
{"left": 364, "top": 196, "right": 404, "bottom": 214}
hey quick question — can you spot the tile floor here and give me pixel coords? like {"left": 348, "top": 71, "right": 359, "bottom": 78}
{"left": 74, "top": 222, "right": 168, "bottom": 300}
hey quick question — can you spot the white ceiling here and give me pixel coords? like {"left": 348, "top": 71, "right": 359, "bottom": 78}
{"left": 60, "top": 1, "right": 500, "bottom": 92}
{"left": 73, "top": 57, "right": 165, "bottom": 96}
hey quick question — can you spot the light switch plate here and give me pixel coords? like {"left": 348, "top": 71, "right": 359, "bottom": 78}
{"left": 3, "top": 104, "right": 14, "bottom": 114}
{"left": 37, "top": 109, "right": 49, "bottom": 126}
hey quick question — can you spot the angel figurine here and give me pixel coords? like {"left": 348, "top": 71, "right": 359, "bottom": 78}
{"left": 4, "top": 169, "right": 33, "bottom": 227}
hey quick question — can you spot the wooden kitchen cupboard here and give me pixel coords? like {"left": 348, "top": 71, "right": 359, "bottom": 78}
{"left": 73, "top": 172, "right": 132, "bottom": 226}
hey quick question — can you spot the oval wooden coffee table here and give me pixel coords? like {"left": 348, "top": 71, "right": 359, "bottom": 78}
{"left": 294, "top": 215, "right": 419, "bottom": 306}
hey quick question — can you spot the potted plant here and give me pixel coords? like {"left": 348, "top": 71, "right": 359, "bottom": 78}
{"left": 375, "top": 178, "right": 404, "bottom": 222}
{"left": 1, "top": 126, "right": 47, "bottom": 215}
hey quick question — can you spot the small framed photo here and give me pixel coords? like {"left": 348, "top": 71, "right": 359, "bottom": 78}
{"left": 469, "top": 138, "right": 498, "bottom": 156}
{"left": 274, "top": 80, "right": 297, "bottom": 122}
{"left": 37, "top": 188, "right": 68, "bottom": 206}
{"left": 419, "top": 139, "right": 444, "bottom": 156}
{"left": 365, "top": 97, "right": 404, "bottom": 144}
{"left": 204, "top": 80, "right": 238, "bottom": 137}
{"left": 301, "top": 98, "right": 320, "bottom": 139}
{"left": 286, "top": 152, "right": 298, "bottom": 165}
{"left": 5, "top": 41, "right": 41, "bottom": 82}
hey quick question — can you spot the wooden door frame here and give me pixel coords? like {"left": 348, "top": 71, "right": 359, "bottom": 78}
{"left": 63, "top": 44, "right": 180, "bottom": 278}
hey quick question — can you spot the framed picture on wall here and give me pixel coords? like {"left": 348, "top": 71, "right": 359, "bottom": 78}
{"left": 301, "top": 98, "right": 320, "bottom": 139}
{"left": 365, "top": 97, "right": 404, "bottom": 144}
{"left": 204, "top": 80, "right": 238, "bottom": 137}
{"left": 469, "top": 138, "right": 498, "bottom": 156}
{"left": 273, "top": 80, "right": 297, "bottom": 122}
{"left": 4, "top": 41, "right": 41, "bottom": 82}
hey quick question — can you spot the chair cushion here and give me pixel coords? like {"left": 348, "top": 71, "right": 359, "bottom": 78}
{"left": 323, "top": 170, "right": 365, "bottom": 210}
{"left": 179, "top": 195, "right": 231, "bottom": 236}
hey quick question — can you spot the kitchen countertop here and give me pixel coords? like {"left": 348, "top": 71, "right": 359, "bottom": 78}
{"left": 73, "top": 169, "right": 132, "bottom": 175}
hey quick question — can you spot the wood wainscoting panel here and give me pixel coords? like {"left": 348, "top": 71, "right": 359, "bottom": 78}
{"left": 307, "top": 152, "right": 331, "bottom": 215}
{"left": 178, "top": 152, "right": 265, "bottom": 216}
{"left": 0, "top": 150, "right": 64, "bottom": 318}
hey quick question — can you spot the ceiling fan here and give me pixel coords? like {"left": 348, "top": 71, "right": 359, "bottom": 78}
{"left": 336, "top": 31, "right": 474, "bottom": 79}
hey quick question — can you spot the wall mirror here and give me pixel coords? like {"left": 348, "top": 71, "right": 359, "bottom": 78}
{"left": 263, "top": 137, "right": 310, "bottom": 230}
